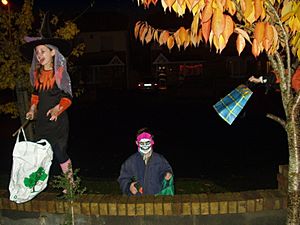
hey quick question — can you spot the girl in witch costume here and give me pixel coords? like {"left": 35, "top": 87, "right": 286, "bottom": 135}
{"left": 20, "top": 13, "right": 74, "bottom": 187}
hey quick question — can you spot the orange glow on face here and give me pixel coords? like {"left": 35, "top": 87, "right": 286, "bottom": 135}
{"left": 1, "top": 0, "right": 8, "bottom": 5}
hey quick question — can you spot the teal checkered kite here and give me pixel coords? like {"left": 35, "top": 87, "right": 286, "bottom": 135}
{"left": 213, "top": 84, "right": 253, "bottom": 125}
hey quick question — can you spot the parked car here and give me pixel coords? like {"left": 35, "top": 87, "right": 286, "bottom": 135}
{"left": 137, "top": 77, "right": 158, "bottom": 91}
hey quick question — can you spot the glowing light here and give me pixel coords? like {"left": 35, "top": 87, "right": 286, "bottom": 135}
{"left": 1, "top": 0, "right": 8, "bottom": 5}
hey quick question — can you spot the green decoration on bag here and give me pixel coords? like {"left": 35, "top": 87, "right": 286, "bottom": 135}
{"left": 156, "top": 176, "right": 174, "bottom": 196}
{"left": 24, "top": 167, "right": 48, "bottom": 192}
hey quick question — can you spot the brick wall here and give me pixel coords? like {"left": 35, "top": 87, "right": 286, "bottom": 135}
{"left": 0, "top": 165, "right": 288, "bottom": 217}
{"left": 0, "top": 189, "right": 287, "bottom": 217}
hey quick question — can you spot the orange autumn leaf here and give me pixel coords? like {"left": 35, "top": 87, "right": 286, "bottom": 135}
{"left": 222, "top": 15, "right": 234, "bottom": 44}
{"left": 177, "top": 0, "right": 185, "bottom": 6}
{"left": 167, "top": 36, "right": 175, "bottom": 50}
{"left": 201, "top": 3, "right": 213, "bottom": 23}
{"left": 159, "top": 30, "right": 170, "bottom": 45}
{"left": 263, "top": 22, "right": 274, "bottom": 51}
{"left": 145, "top": 27, "right": 154, "bottom": 44}
{"left": 201, "top": 19, "right": 211, "bottom": 44}
{"left": 178, "top": 27, "right": 187, "bottom": 43}
{"left": 212, "top": 8, "right": 225, "bottom": 38}
{"left": 173, "top": 30, "right": 182, "bottom": 49}
{"left": 254, "top": 0, "right": 262, "bottom": 20}
{"left": 234, "top": 27, "right": 251, "bottom": 44}
{"left": 139, "top": 23, "right": 149, "bottom": 44}
{"left": 143, "top": 0, "right": 152, "bottom": 8}
{"left": 153, "top": 29, "right": 159, "bottom": 42}
{"left": 134, "top": 21, "right": 142, "bottom": 39}
{"left": 152, "top": 0, "right": 158, "bottom": 5}
{"left": 236, "top": 33, "right": 246, "bottom": 55}
{"left": 251, "top": 38, "right": 260, "bottom": 58}
{"left": 254, "top": 22, "right": 265, "bottom": 44}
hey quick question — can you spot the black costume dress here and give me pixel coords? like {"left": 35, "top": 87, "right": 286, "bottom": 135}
{"left": 32, "top": 69, "right": 72, "bottom": 164}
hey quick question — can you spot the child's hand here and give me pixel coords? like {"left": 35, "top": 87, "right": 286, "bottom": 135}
{"left": 248, "top": 76, "right": 262, "bottom": 83}
{"left": 47, "top": 105, "right": 62, "bottom": 121}
{"left": 129, "top": 182, "right": 138, "bottom": 195}
{"left": 26, "top": 105, "right": 36, "bottom": 120}
{"left": 164, "top": 172, "right": 172, "bottom": 181}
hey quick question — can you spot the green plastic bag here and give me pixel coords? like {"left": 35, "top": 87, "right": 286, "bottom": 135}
{"left": 156, "top": 176, "right": 174, "bottom": 196}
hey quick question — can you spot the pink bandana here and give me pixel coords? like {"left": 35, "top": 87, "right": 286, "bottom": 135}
{"left": 136, "top": 132, "right": 154, "bottom": 145}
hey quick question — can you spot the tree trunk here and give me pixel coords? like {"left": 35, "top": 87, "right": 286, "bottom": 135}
{"left": 15, "top": 80, "right": 34, "bottom": 140}
{"left": 286, "top": 102, "right": 300, "bottom": 225}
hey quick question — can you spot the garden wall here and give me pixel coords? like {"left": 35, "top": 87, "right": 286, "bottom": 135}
{"left": 0, "top": 165, "right": 289, "bottom": 225}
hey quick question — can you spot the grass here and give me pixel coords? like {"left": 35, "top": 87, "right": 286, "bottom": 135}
{"left": 1, "top": 169, "right": 277, "bottom": 195}
{"left": 1, "top": 174, "right": 228, "bottom": 195}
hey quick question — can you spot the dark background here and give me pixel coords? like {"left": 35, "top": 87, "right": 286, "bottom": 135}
{"left": 0, "top": 0, "right": 289, "bottom": 190}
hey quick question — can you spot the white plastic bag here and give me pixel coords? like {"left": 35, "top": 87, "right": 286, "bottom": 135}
{"left": 9, "top": 128, "right": 53, "bottom": 203}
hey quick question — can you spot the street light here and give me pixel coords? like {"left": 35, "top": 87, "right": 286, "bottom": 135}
{"left": 1, "top": 0, "right": 11, "bottom": 41}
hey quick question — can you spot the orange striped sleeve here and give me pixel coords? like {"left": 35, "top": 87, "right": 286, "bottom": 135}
{"left": 31, "top": 94, "right": 39, "bottom": 106}
{"left": 57, "top": 97, "right": 72, "bottom": 116}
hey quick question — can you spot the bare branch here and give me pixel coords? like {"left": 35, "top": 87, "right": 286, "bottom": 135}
{"left": 266, "top": 113, "right": 286, "bottom": 128}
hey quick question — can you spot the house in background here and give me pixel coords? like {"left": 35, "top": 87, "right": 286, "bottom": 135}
{"left": 73, "top": 12, "right": 134, "bottom": 95}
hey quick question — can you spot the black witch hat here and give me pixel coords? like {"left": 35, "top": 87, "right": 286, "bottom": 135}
{"left": 20, "top": 12, "right": 71, "bottom": 61}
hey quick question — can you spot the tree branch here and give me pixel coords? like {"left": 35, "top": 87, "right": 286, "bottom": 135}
{"left": 266, "top": 113, "right": 286, "bottom": 128}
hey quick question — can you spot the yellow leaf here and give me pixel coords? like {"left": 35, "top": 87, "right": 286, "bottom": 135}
{"left": 281, "top": 11, "right": 294, "bottom": 23}
{"left": 167, "top": 36, "right": 175, "bottom": 50}
{"left": 292, "top": 17, "right": 300, "bottom": 34}
{"left": 245, "top": 4, "right": 256, "bottom": 24}
{"left": 191, "top": 13, "right": 200, "bottom": 35}
{"left": 212, "top": 8, "right": 225, "bottom": 38}
{"left": 236, "top": 34, "right": 246, "bottom": 55}
{"left": 213, "top": 34, "right": 220, "bottom": 52}
{"left": 281, "top": 0, "right": 293, "bottom": 20}
{"left": 164, "top": 0, "right": 176, "bottom": 11}
{"left": 209, "top": 30, "right": 214, "bottom": 47}
{"left": 192, "top": 2, "right": 201, "bottom": 15}
{"left": 219, "top": 34, "right": 226, "bottom": 53}
{"left": 296, "top": 3, "right": 300, "bottom": 21}
{"left": 186, "top": 0, "right": 200, "bottom": 11}
{"left": 172, "top": 1, "right": 187, "bottom": 16}
{"left": 225, "top": 0, "right": 236, "bottom": 16}
{"left": 244, "top": 0, "right": 253, "bottom": 18}
{"left": 191, "top": 33, "right": 198, "bottom": 47}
